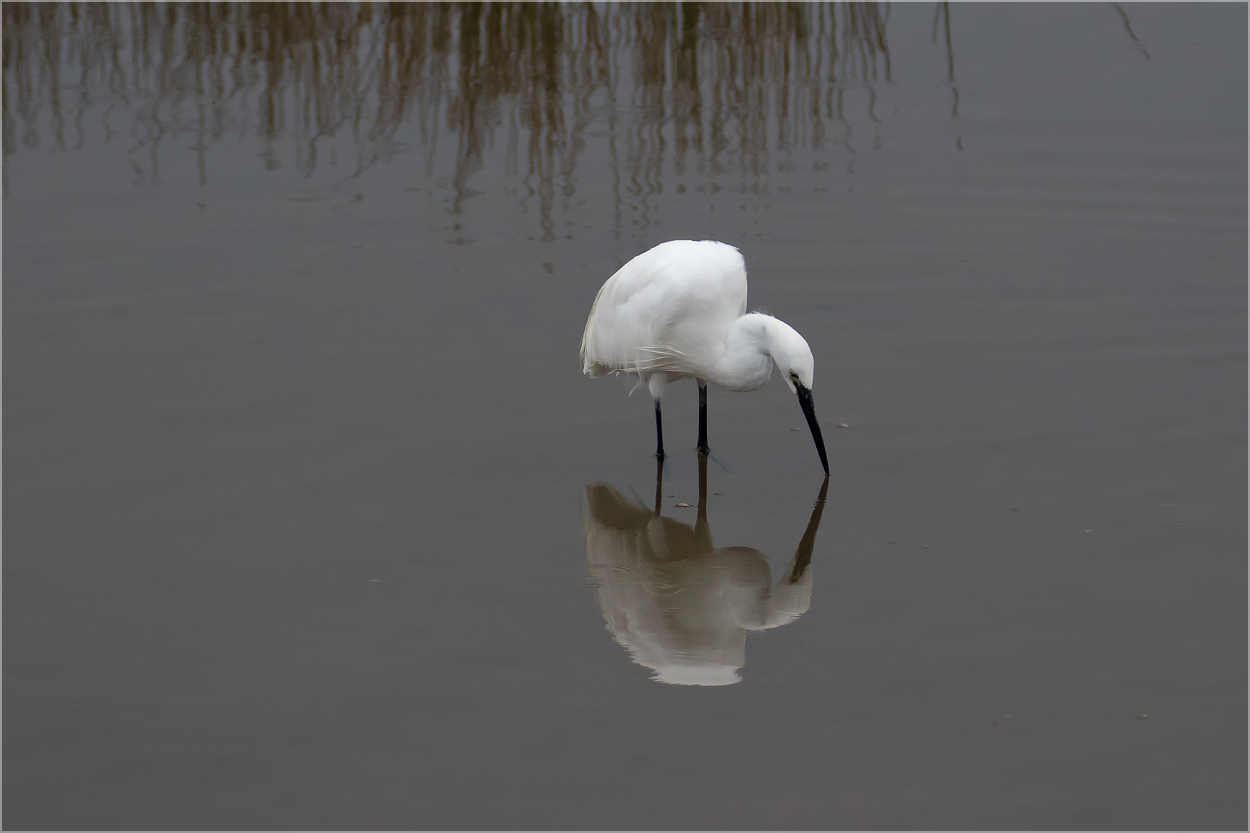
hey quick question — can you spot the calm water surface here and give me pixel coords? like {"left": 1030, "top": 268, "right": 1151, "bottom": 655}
{"left": 4, "top": 3, "right": 1246, "bottom": 829}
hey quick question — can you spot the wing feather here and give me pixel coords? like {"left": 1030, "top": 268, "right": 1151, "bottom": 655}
{"left": 581, "top": 241, "right": 747, "bottom": 379}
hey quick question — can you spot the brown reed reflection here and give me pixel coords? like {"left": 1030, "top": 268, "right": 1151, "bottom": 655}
{"left": 3, "top": 2, "right": 926, "bottom": 229}
{"left": 930, "top": 0, "right": 961, "bottom": 147}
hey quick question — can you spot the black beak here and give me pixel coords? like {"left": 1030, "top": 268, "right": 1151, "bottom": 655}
{"left": 796, "top": 384, "right": 829, "bottom": 474}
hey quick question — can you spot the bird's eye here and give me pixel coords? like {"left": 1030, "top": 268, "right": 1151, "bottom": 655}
{"left": 789, "top": 371, "right": 799, "bottom": 381}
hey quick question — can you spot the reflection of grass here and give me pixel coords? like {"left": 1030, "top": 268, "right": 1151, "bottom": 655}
{"left": 4, "top": 2, "right": 909, "bottom": 226}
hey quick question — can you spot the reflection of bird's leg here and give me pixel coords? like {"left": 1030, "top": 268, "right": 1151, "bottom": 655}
{"left": 697, "top": 449, "right": 708, "bottom": 524}
{"left": 653, "top": 455, "right": 664, "bottom": 517}
{"left": 697, "top": 381, "right": 710, "bottom": 454}
{"left": 654, "top": 398, "right": 665, "bottom": 459}
{"left": 693, "top": 445, "right": 713, "bottom": 547}
{"left": 787, "top": 476, "right": 830, "bottom": 582}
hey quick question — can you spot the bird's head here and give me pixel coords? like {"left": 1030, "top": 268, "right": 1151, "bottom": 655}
{"left": 761, "top": 317, "right": 829, "bottom": 474}
{"left": 765, "top": 322, "right": 816, "bottom": 395}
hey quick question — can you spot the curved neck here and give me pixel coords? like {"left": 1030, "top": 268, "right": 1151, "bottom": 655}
{"left": 708, "top": 313, "right": 780, "bottom": 392}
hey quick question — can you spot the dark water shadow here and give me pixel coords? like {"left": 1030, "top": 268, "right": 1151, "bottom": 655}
{"left": 583, "top": 455, "right": 830, "bottom": 686}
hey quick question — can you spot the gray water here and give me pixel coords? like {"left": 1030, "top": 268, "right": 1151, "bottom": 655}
{"left": 4, "top": 3, "right": 1246, "bottom": 829}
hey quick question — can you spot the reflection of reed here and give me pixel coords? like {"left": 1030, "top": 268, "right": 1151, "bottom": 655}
{"left": 4, "top": 3, "right": 918, "bottom": 225}
{"left": 930, "top": 1, "right": 961, "bottom": 147}
{"left": 1111, "top": 3, "right": 1151, "bottom": 61}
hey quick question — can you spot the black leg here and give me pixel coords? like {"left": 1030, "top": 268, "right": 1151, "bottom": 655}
{"left": 697, "top": 383, "right": 710, "bottom": 454}
{"left": 654, "top": 398, "right": 665, "bottom": 459}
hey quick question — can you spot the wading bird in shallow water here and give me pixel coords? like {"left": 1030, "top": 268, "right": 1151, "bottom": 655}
{"left": 581, "top": 240, "right": 829, "bottom": 473}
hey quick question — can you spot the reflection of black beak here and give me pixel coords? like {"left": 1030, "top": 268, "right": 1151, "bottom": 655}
{"left": 796, "top": 384, "right": 829, "bottom": 474}
{"left": 790, "top": 474, "right": 830, "bottom": 582}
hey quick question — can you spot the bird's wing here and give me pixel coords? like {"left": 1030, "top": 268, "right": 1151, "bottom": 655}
{"left": 582, "top": 241, "right": 748, "bottom": 377}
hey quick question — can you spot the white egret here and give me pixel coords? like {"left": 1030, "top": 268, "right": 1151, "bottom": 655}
{"left": 581, "top": 240, "right": 829, "bottom": 473}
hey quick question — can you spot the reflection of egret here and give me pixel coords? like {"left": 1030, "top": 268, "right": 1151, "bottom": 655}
{"left": 581, "top": 240, "right": 829, "bottom": 473}
{"left": 585, "top": 457, "right": 829, "bottom": 686}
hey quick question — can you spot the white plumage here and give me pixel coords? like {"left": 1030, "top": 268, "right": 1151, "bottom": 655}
{"left": 582, "top": 240, "right": 749, "bottom": 389}
{"left": 581, "top": 240, "right": 829, "bottom": 472}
